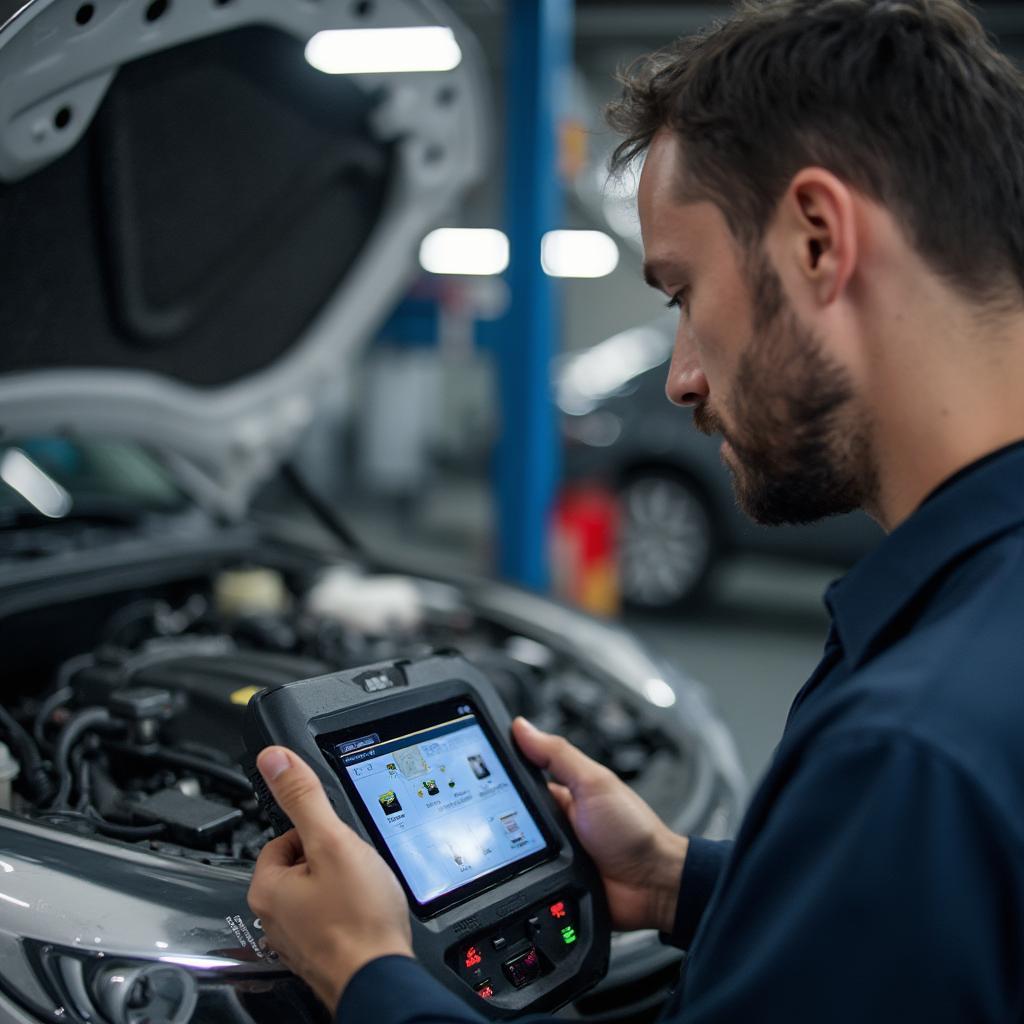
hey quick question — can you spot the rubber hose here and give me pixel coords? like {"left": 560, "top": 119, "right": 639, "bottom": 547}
{"left": 0, "top": 705, "right": 53, "bottom": 804}
{"left": 128, "top": 745, "right": 252, "bottom": 793}
{"left": 50, "top": 708, "right": 113, "bottom": 810}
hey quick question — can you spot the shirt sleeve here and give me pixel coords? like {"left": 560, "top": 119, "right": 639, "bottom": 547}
{"left": 675, "top": 731, "right": 1024, "bottom": 1023}
{"left": 661, "top": 837, "right": 734, "bottom": 951}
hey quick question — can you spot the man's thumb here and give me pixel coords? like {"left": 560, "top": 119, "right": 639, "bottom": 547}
{"left": 257, "top": 746, "right": 339, "bottom": 841}
{"left": 511, "top": 716, "right": 551, "bottom": 765}
{"left": 512, "top": 717, "right": 606, "bottom": 793}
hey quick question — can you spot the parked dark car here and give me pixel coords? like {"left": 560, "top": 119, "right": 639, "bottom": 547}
{"left": 560, "top": 314, "right": 883, "bottom": 609}
{"left": 0, "top": 3, "right": 743, "bottom": 1023}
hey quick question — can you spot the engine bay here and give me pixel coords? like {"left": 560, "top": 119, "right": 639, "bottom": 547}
{"left": 0, "top": 561, "right": 697, "bottom": 871}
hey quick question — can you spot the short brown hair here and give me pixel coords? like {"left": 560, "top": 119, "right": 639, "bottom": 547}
{"left": 608, "top": 0, "right": 1024, "bottom": 305}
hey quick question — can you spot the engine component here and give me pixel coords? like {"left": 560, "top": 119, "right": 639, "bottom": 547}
{"left": 0, "top": 741, "right": 19, "bottom": 810}
{"left": 306, "top": 567, "right": 424, "bottom": 635}
{"left": 50, "top": 707, "right": 114, "bottom": 810}
{"left": 214, "top": 568, "right": 291, "bottom": 619}
{"left": 108, "top": 688, "right": 179, "bottom": 722}
{"left": 73, "top": 648, "right": 330, "bottom": 763}
{"left": 2, "top": 562, "right": 726, "bottom": 890}
{"left": 108, "top": 687, "right": 180, "bottom": 747}
{"left": 0, "top": 704, "right": 52, "bottom": 803}
{"left": 133, "top": 788, "right": 242, "bottom": 844}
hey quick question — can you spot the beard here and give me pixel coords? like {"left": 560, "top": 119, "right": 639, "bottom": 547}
{"left": 693, "top": 253, "right": 877, "bottom": 526}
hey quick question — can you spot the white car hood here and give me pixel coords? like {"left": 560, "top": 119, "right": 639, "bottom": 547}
{"left": 0, "top": 0, "right": 489, "bottom": 515}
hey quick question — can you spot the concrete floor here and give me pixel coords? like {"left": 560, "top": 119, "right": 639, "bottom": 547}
{"left": 625, "top": 557, "right": 836, "bottom": 786}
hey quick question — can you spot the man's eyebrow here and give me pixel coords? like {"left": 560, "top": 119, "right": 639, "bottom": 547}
{"left": 643, "top": 259, "right": 690, "bottom": 292}
{"left": 642, "top": 262, "right": 663, "bottom": 290}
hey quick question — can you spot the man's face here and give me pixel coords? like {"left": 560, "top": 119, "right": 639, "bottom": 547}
{"left": 636, "top": 130, "right": 876, "bottom": 525}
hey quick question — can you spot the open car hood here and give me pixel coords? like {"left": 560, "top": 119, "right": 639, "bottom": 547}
{"left": 0, "top": 0, "right": 488, "bottom": 514}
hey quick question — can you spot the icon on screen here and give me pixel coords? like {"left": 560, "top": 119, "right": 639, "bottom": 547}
{"left": 394, "top": 745, "right": 429, "bottom": 779}
{"left": 468, "top": 754, "right": 491, "bottom": 780}
{"left": 378, "top": 790, "right": 403, "bottom": 815}
{"left": 424, "top": 779, "right": 440, "bottom": 796}
{"left": 499, "top": 811, "right": 526, "bottom": 845}
{"left": 447, "top": 843, "right": 466, "bottom": 867}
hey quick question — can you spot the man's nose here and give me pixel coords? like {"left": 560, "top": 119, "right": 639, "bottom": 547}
{"left": 665, "top": 327, "right": 709, "bottom": 407}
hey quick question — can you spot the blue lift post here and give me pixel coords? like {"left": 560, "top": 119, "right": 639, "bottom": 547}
{"left": 496, "top": 0, "right": 574, "bottom": 591}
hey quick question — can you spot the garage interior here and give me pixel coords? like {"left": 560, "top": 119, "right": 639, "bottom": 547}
{"left": 1, "top": 1, "right": 1022, "bottom": 1022}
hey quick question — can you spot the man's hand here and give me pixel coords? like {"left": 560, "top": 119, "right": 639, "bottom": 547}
{"left": 247, "top": 747, "right": 414, "bottom": 1012}
{"left": 513, "top": 717, "right": 688, "bottom": 934}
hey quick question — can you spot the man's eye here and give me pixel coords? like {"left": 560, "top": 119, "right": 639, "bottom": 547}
{"left": 665, "top": 289, "right": 689, "bottom": 312}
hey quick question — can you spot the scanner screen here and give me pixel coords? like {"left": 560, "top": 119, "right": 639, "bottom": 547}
{"left": 325, "top": 701, "right": 549, "bottom": 907}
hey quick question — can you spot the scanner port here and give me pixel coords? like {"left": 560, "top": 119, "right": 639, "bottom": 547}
{"left": 502, "top": 946, "right": 548, "bottom": 989}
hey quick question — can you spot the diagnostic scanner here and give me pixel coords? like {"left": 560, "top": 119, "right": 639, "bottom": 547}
{"left": 242, "top": 651, "right": 611, "bottom": 1018}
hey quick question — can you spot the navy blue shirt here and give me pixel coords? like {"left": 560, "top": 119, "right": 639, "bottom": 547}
{"left": 337, "top": 441, "right": 1024, "bottom": 1023}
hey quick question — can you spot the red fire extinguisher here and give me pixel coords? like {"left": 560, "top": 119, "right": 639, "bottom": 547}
{"left": 550, "top": 484, "right": 621, "bottom": 617}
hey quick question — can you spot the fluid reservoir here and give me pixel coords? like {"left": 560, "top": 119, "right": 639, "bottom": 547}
{"left": 0, "top": 742, "right": 20, "bottom": 811}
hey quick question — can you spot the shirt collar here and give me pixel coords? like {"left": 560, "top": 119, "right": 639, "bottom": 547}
{"left": 826, "top": 440, "right": 1024, "bottom": 669}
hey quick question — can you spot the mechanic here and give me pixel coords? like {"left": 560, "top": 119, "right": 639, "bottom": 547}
{"left": 247, "top": 0, "right": 1024, "bottom": 1020}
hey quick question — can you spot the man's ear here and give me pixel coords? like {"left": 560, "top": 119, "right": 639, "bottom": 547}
{"left": 777, "top": 168, "right": 858, "bottom": 306}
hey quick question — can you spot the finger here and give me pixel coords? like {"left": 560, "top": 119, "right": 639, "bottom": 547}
{"left": 547, "top": 781, "right": 573, "bottom": 816}
{"left": 257, "top": 746, "right": 343, "bottom": 845}
{"left": 249, "top": 834, "right": 304, "bottom": 913}
{"left": 256, "top": 830, "right": 305, "bottom": 871}
{"left": 512, "top": 718, "right": 608, "bottom": 794}
{"left": 258, "top": 929, "right": 292, "bottom": 970}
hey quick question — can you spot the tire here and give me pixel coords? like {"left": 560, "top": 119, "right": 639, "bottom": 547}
{"left": 617, "top": 470, "right": 718, "bottom": 610}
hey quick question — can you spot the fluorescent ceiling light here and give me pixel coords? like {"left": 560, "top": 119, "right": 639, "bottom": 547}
{"left": 419, "top": 228, "right": 510, "bottom": 276}
{"left": 0, "top": 448, "right": 71, "bottom": 518}
{"left": 305, "top": 27, "right": 462, "bottom": 75}
{"left": 642, "top": 677, "right": 677, "bottom": 709}
{"left": 541, "top": 230, "right": 620, "bottom": 279}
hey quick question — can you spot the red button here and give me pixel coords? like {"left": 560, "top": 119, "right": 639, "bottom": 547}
{"left": 464, "top": 946, "right": 482, "bottom": 969}
{"left": 549, "top": 901, "right": 566, "bottom": 919}
{"left": 475, "top": 981, "right": 495, "bottom": 999}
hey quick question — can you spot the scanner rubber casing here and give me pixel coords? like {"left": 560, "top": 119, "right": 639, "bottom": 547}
{"left": 242, "top": 651, "right": 610, "bottom": 1018}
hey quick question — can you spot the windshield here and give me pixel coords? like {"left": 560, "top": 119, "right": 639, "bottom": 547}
{"left": 0, "top": 438, "right": 190, "bottom": 524}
